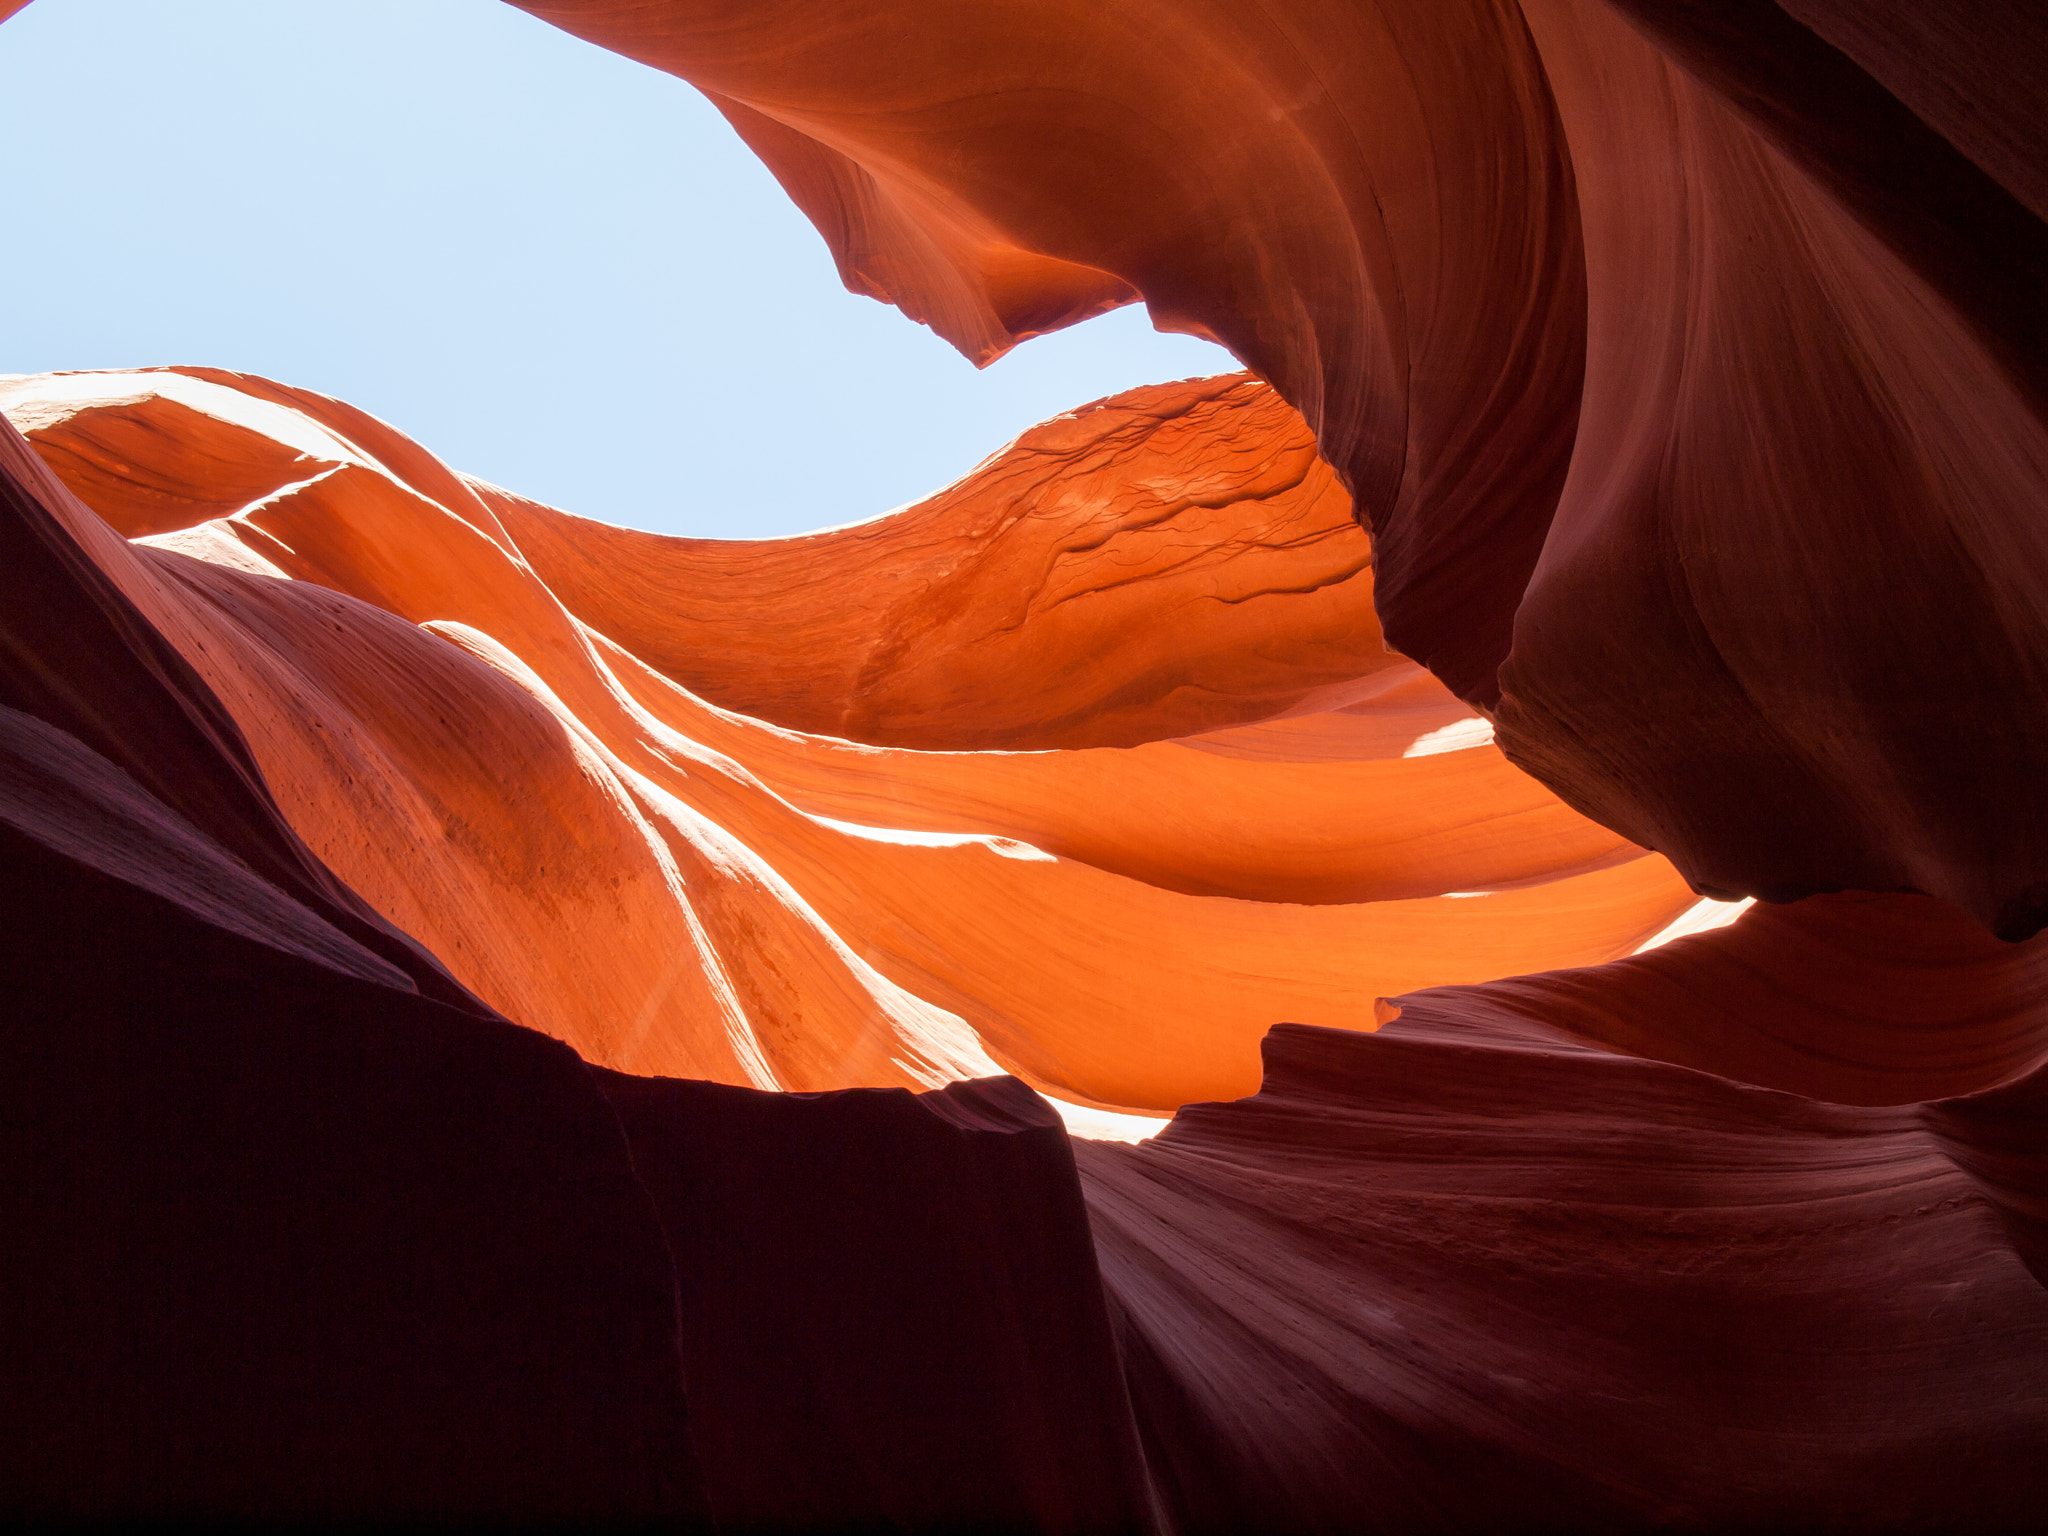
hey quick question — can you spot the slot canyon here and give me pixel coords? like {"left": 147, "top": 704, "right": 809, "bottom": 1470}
{"left": 4, "top": 0, "right": 2048, "bottom": 1526}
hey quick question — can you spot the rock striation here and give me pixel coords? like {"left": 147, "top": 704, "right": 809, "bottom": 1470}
{"left": 0, "top": 364, "right": 1699, "bottom": 1114}
{"left": 516, "top": 0, "right": 2048, "bottom": 939}
{"left": 5, "top": 0, "right": 2048, "bottom": 1525}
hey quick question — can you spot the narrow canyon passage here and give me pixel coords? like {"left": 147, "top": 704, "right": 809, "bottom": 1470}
{"left": 4, "top": 0, "right": 2048, "bottom": 1527}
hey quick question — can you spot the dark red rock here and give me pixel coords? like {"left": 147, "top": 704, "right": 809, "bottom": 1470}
{"left": 1390, "top": 889, "right": 2048, "bottom": 1106}
{"left": 1081, "top": 1018, "right": 2048, "bottom": 1531}
{"left": 593, "top": 1070, "right": 1155, "bottom": 1531}
{"left": 6, "top": 1, "right": 2048, "bottom": 1523}
{"left": 0, "top": 703, "right": 706, "bottom": 1522}
{"left": 513, "top": 0, "right": 2048, "bottom": 936}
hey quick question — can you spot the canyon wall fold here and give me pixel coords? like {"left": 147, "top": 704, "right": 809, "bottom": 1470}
{"left": 7, "top": 0, "right": 2048, "bottom": 1524}
{"left": 0, "top": 365, "right": 1700, "bottom": 1114}
{"left": 1083, "top": 1015, "right": 2048, "bottom": 1531}
{"left": 511, "top": 0, "right": 2048, "bottom": 938}
{"left": 7, "top": 348, "right": 2048, "bottom": 1524}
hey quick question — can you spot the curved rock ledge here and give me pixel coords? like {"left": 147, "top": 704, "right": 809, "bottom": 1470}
{"left": 4, "top": 0, "right": 2047, "bottom": 1524}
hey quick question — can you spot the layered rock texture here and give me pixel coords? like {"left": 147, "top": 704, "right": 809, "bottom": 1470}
{"left": 0, "top": 364, "right": 1709, "bottom": 1118}
{"left": 5, "top": 0, "right": 2048, "bottom": 1527}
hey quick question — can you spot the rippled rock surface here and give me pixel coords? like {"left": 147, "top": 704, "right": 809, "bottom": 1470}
{"left": 5, "top": 0, "right": 2048, "bottom": 1525}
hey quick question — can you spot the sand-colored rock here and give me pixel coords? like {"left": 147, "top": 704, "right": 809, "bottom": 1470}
{"left": 514, "top": 0, "right": 1586, "bottom": 712}
{"left": 513, "top": 0, "right": 2048, "bottom": 939}
{"left": 478, "top": 375, "right": 1380, "bottom": 751}
{"left": 7, "top": 0, "right": 2048, "bottom": 1522}
{"left": 0, "top": 366, "right": 1694, "bottom": 1112}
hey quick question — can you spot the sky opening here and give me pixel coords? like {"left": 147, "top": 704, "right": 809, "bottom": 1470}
{"left": 0, "top": 0, "right": 1235, "bottom": 538}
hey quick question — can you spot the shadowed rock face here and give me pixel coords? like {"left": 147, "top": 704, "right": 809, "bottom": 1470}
{"left": 4, "top": 0, "right": 2048, "bottom": 1526}
{"left": 0, "top": 365, "right": 1700, "bottom": 1115}
{"left": 517, "top": 0, "right": 2048, "bottom": 940}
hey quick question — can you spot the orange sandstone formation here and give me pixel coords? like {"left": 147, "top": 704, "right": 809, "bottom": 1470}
{"left": 6, "top": 0, "right": 2048, "bottom": 1525}
{"left": 516, "top": 0, "right": 2048, "bottom": 939}
{"left": 0, "top": 365, "right": 1696, "bottom": 1113}
{"left": 480, "top": 375, "right": 1380, "bottom": 751}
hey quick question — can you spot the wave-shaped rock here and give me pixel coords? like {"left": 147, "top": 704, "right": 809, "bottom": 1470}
{"left": 1084, "top": 1016, "right": 2048, "bottom": 1531}
{"left": 516, "top": 0, "right": 2048, "bottom": 938}
{"left": 5, "top": 0, "right": 2048, "bottom": 1524}
{"left": 0, "top": 365, "right": 1693, "bottom": 1113}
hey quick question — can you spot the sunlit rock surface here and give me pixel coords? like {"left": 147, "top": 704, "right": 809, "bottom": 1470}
{"left": 0, "top": 365, "right": 1695, "bottom": 1113}
{"left": 5, "top": 0, "right": 2048, "bottom": 1525}
{"left": 520, "top": 0, "right": 2048, "bottom": 940}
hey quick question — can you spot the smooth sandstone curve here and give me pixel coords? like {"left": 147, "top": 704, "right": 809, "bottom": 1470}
{"left": 510, "top": 0, "right": 2048, "bottom": 938}
{"left": 6, "top": 0, "right": 2048, "bottom": 1521}
{"left": 1, "top": 365, "right": 1696, "bottom": 1112}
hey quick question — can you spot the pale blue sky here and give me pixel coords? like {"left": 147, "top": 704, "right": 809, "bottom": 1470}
{"left": 0, "top": 0, "right": 1234, "bottom": 537}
